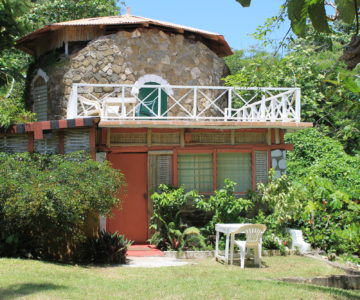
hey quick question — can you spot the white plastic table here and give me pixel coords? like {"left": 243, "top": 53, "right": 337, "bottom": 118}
{"left": 215, "top": 223, "right": 249, "bottom": 265}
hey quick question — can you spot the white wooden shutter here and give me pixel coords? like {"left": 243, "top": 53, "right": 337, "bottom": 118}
{"left": 64, "top": 130, "right": 90, "bottom": 153}
{"left": 255, "top": 151, "right": 268, "bottom": 185}
{"left": 148, "top": 154, "right": 173, "bottom": 192}
{"left": 0, "top": 135, "right": 28, "bottom": 153}
{"left": 33, "top": 85, "right": 48, "bottom": 121}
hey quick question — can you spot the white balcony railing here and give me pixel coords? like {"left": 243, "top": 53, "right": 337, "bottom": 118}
{"left": 67, "top": 84, "right": 301, "bottom": 122}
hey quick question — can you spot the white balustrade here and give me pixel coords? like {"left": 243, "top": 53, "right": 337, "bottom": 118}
{"left": 67, "top": 83, "right": 301, "bottom": 122}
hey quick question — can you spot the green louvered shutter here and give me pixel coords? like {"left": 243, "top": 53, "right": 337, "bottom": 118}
{"left": 137, "top": 82, "right": 167, "bottom": 117}
{"left": 217, "top": 152, "right": 252, "bottom": 192}
{"left": 178, "top": 153, "right": 213, "bottom": 192}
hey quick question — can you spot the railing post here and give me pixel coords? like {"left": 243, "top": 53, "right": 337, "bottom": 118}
{"left": 158, "top": 87, "right": 161, "bottom": 118}
{"left": 227, "top": 88, "right": 232, "bottom": 121}
{"left": 260, "top": 95, "right": 266, "bottom": 121}
{"left": 67, "top": 84, "right": 78, "bottom": 119}
{"left": 295, "top": 88, "right": 301, "bottom": 122}
{"left": 121, "top": 86, "right": 126, "bottom": 118}
{"left": 193, "top": 87, "right": 197, "bottom": 120}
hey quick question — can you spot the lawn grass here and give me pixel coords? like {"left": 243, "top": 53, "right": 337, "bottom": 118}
{"left": 0, "top": 256, "right": 359, "bottom": 300}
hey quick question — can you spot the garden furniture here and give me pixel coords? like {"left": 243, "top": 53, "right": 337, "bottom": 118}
{"left": 215, "top": 223, "right": 249, "bottom": 264}
{"left": 232, "top": 224, "right": 267, "bottom": 268}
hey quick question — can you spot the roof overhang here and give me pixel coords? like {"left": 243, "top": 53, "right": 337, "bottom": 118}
{"left": 16, "top": 15, "right": 233, "bottom": 57}
{"left": 98, "top": 120, "right": 313, "bottom": 130}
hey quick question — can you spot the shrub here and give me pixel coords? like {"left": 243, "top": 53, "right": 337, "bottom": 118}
{"left": 82, "top": 231, "right": 131, "bottom": 264}
{"left": 149, "top": 185, "right": 200, "bottom": 250}
{"left": 194, "top": 179, "right": 253, "bottom": 236}
{"left": 182, "top": 227, "right": 206, "bottom": 250}
{"left": 0, "top": 152, "right": 125, "bottom": 261}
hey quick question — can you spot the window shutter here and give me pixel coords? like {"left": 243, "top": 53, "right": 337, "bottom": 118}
{"left": 35, "top": 133, "right": 59, "bottom": 154}
{"left": 148, "top": 154, "right": 173, "bottom": 192}
{"left": 64, "top": 130, "right": 90, "bottom": 153}
{"left": 217, "top": 152, "right": 251, "bottom": 192}
{"left": 255, "top": 151, "right": 268, "bottom": 185}
{"left": 0, "top": 135, "right": 28, "bottom": 153}
{"left": 178, "top": 153, "right": 213, "bottom": 192}
{"left": 33, "top": 85, "right": 48, "bottom": 121}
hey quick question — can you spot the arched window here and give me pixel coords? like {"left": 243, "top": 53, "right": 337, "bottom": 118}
{"left": 132, "top": 75, "right": 173, "bottom": 117}
{"left": 31, "top": 69, "right": 49, "bottom": 121}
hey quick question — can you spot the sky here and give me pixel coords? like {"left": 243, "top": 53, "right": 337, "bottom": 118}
{"left": 119, "top": 0, "right": 290, "bottom": 51}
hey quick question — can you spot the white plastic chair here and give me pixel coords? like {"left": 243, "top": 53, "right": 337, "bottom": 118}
{"left": 102, "top": 97, "right": 137, "bottom": 118}
{"left": 233, "top": 224, "right": 266, "bottom": 268}
{"left": 288, "top": 229, "right": 311, "bottom": 254}
{"left": 79, "top": 96, "right": 101, "bottom": 117}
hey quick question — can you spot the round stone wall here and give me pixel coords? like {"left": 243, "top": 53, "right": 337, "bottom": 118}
{"left": 33, "top": 28, "right": 229, "bottom": 120}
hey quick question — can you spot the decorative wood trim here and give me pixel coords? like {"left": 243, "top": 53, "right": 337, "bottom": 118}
{"left": 147, "top": 128, "right": 152, "bottom": 147}
{"left": 275, "top": 128, "right": 280, "bottom": 144}
{"left": 266, "top": 129, "right": 271, "bottom": 145}
{"left": 180, "top": 128, "right": 185, "bottom": 148}
{"left": 28, "top": 132, "right": 34, "bottom": 153}
{"left": 58, "top": 132, "right": 64, "bottom": 154}
{"left": 89, "top": 127, "right": 96, "bottom": 160}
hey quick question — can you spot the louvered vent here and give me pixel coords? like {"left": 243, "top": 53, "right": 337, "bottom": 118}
{"left": 255, "top": 151, "right": 268, "bottom": 185}
{"left": 190, "top": 132, "right": 231, "bottom": 144}
{"left": 148, "top": 154, "right": 173, "bottom": 192}
{"left": 64, "top": 130, "right": 90, "bottom": 153}
{"left": 34, "top": 133, "right": 59, "bottom": 154}
{"left": 0, "top": 135, "right": 28, "bottom": 153}
{"left": 152, "top": 132, "right": 180, "bottom": 145}
{"left": 110, "top": 133, "right": 147, "bottom": 145}
{"left": 32, "top": 85, "right": 48, "bottom": 121}
{"left": 235, "top": 132, "right": 266, "bottom": 144}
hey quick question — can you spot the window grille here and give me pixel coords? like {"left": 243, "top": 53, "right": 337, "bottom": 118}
{"left": 190, "top": 132, "right": 231, "bottom": 144}
{"left": 178, "top": 153, "right": 213, "bottom": 192}
{"left": 0, "top": 135, "right": 28, "bottom": 153}
{"left": 110, "top": 133, "right": 147, "bottom": 145}
{"left": 151, "top": 132, "right": 180, "bottom": 145}
{"left": 148, "top": 154, "right": 173, "bottom": 192}
{"left": 235, "top": 132, "right": 266, "bottom": 144}
{"left": 217, "top": 152, "right": 252, "bottom": 192}
{"left": 34, "top": 133, "right": 59, "bottom": 154}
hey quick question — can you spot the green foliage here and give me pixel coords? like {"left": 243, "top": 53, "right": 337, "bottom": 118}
{"left": 0, "top": 0, "right": 123, "bottom": 126}
{"left": 149, "top": 185, "right": 200, "bottom": 250}
{"left": 236, "top": 0, "right": 358, "bottom": 36}
{"left": 224, "top": 28, "right": 360, "bottom": 153}
{"left": 82, "top": 231, "right": 131, "bottom": 264}
{"left": 194, "top": 179, "right": 253, "bottom": 234}
{"left": 0, "top": 152, "right": 125, "bottom": 261}
{"left": 24, "top": 0, "right": 121, "bottom": 32}
{"left": 182, "top": 227, "right": 206, "bottom": 250}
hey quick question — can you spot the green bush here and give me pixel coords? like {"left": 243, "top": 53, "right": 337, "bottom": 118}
{"left": 194, "top": 179, "right": 253, "bottom": 236}
{"left": 182, "top": 227, "right": 206, "bottom": 250}
{"left": 0, "top": 152, "right": 125, "bottom": 261}
{"left": 149, "top": 185, "right": 200, "bottom": 250}
{"left": 82, "top": 231, "right": 131, "bottom": 264}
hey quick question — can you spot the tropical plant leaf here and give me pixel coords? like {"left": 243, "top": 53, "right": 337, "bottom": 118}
{"left": 288, "top": 0, "right": 307, "bottom": 36}
{"left": 308, "top": 0, "right": 331, "bottom": 34}
{"left": 236, "top": 0, "right": 251, "bottom": 7}
{"left": 335, "top": 0, "right": 356, "bottom": 24}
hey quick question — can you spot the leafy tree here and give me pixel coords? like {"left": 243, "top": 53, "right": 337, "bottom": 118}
{"left": 0, "top": 0, "right": 123, "bottom": 127}
{"left": 0, "top": 152, "right": 125, "bottom": 261}
{"left": 236, "top": 0, "right": 359, "bottom": 36}
{"left": 224, "top": 26, "right": 360, "bottom": 154}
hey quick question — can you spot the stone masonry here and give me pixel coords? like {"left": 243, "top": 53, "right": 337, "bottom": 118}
{"left": 32, "top": 28, "right": 229, "bottom": 120}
